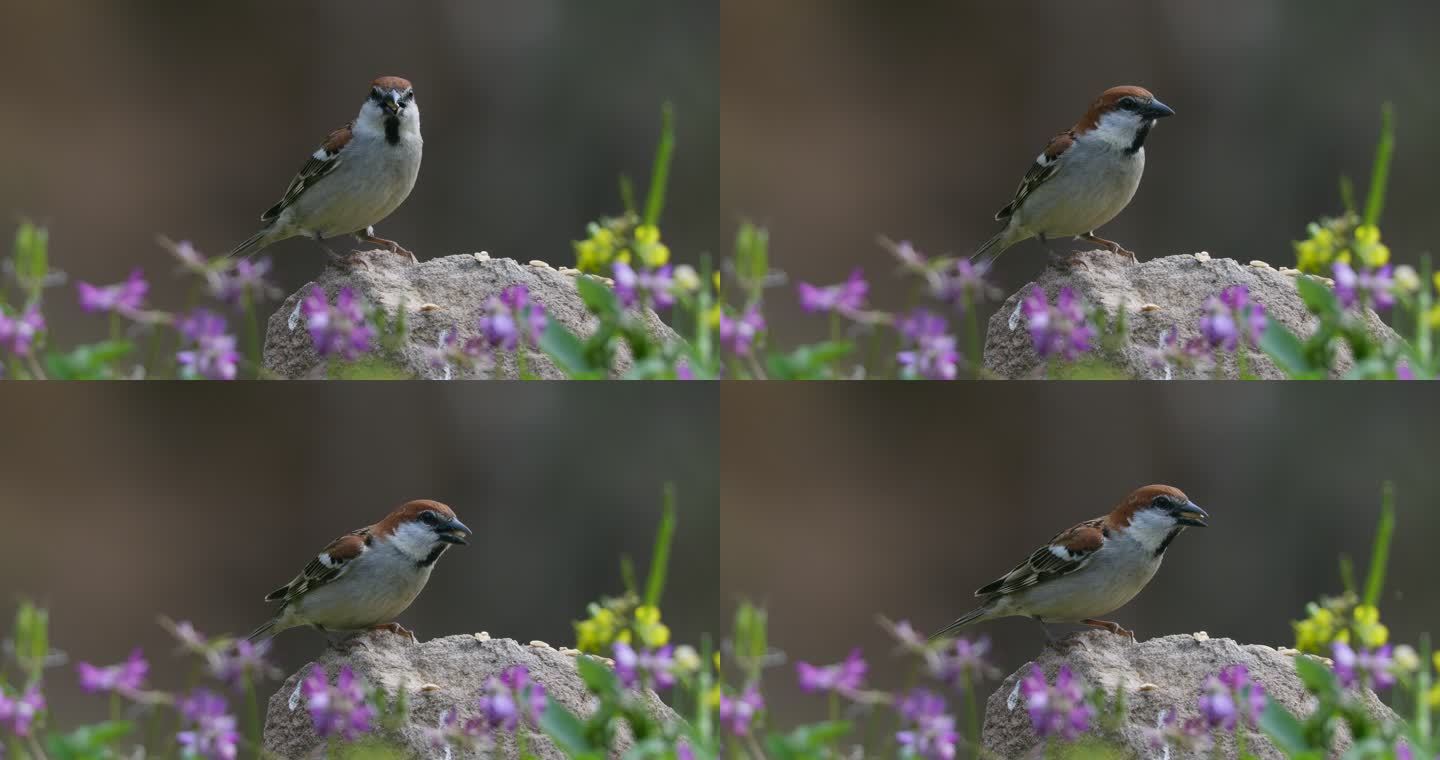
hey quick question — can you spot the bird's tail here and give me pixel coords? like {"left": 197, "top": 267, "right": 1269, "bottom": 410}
{"left": 969, "top": 230, "right": 1013, "bottom": 270}
{"left": 227, "top": 229, "right": 271, "bottom": 259}
{"left": 246, "top": 618, "right": 278, "bottom": 643}
{"left": 929, "top": 604, "right": 990, "bottom": 642}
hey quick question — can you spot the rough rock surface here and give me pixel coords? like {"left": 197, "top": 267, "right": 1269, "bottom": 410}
{"left": 983, "top": 630, "right": 1396, "bottom": 759}
{"left": 982, "top": 251, "right": 1398, "bottom": 379}
{"left": 262, "top": 251, "right": 680, "bottom": 379}
{"left": 263, "top": 631, "right": 677, "bottom": 759}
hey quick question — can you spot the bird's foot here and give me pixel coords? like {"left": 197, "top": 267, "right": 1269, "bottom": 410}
{"left": 327, "top": 249, "right": 374, "bottom": 272}
{"left": 371, "top": 622, "right": 418, "bottom": 644}
{"left": 1082, "top": 618, "right": 1135, "bottom": 640}
{"left": 356, "top": 230, "right": 417, "bottom": 263}
{"left": 1081, "top": 233, "right": 1137, "bottom": 263}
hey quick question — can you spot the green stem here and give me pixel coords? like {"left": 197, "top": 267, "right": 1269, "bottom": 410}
{"left": 516, "top": 345, "right": 529, "bottom": 380}
{"left": 243, "top": 292, "right": 262, "bottom": 379}
{"left": 963, "top": 671, "right": 981, "bottom": 759}
{"left": 245, "top": 675, "right": 262, "bottom": 759}
{"left": 829, "top": 691, "right": 841, "bottom": 755}
{"left": 964, "top": 295, "right": 982, "bottom": 380}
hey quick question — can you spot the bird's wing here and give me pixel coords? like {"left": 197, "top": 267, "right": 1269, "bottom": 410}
{"left": 262, "top": 527, "right": 371, "bottom": 606}
{"left": 260, "top": 123, "right": 354, "bottom": 222}
{"left": 994, "top": 130, "right": 1075, "bottom": 221}
{"left": 973, "top": 516, "right": 1105, "bottom": 598}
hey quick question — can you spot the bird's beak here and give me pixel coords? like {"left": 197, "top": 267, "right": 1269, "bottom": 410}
{"left": 438, "top": 518, "right": 473, "bottom": 545}
{"left": 382, "top": 94, "right": 401, "bottom": 116}
{"left": 1144, "top": 98, "right": 1175, "bottom": 120}
{"left": 1175, "top": 501, "right": 1209, "bottom": 528}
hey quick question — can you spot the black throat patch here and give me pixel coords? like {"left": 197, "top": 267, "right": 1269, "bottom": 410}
{"left": 417, "top": 545, "right": 447, "bottom": 568}
{"left": 385, "top": 116, "right": 401, "bottom": 145}
{"left": 1154, "top": 527, "right": 1182, "bottom": 557}
{"left": 1126, "top": 121, "right": 1153, "bottom": 155}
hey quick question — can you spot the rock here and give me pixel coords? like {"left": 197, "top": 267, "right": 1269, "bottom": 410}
{"left": 262, "top": 631, "right": 677, "bottom": 759}
{"left": 262, "top": 252, "right": 680, "bottom": 379}
{"left": 982, "top": 630, "right": 1397, "bottom": 759}
{"left": 982, "top": 252, "right": 1399, "bottom": 379}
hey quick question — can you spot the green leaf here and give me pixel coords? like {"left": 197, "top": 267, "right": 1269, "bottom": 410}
{"left": 1259, "top": 322, "right": 1317, "bottom": 377}
{"left": 576, "top": 276, "right": 621, "bottom": 319}
{"left": 539, "top": 700, "right": 594, "bottom": 755}
{"left": 327, "top": 357, "right": 414, "bottom": 380}
{"left": 1293, "top": 655, "right": 1340, "bottom": 697}
{"left": 46, "top": 720, "right": 134, "bottom": 759}
{"left": 765, "top": 341, "right": 853, "bottom": 379}
{"left": 1296, "top": 276, "right": 1341, "bottom": 318}
{"left": 642, "top": 485, "right": 676, "bottom": 608}
{"left": 642, "top": 103, "right": 675, "bottom": 227}
{"left": 575, "top": 655, "right": 622, "bottom": 697}
{"left": 43, "top": 340, "right": 135, "bottom": 380}
{"left": 15, "top": 601, "right": 50, "bottom": 683}
{"left": 539, "top": 320, "right": 600, "bottom": 377}
{"left": 734, "top": 222, "right": 770, "bottom": 295}
{"left": 766, "top": 721, "right": 852, "bottom": 759}
{"left": 13, "top": 221, "right": 49, "bottom": 300}
{"left": 1258, "top": 698, "right": 1310, "bottom": 754}
{"left": 1362, "top": 482, "right": 1395, "bottom": 608}
{"left": 1362, "top": 102, "right": 1395, "bottom": 227}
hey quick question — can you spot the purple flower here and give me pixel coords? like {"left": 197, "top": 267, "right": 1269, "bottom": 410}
{"left": 0, "top": 685, "right": 45, "bottom": 737}
{"left": 0, "top": 304, "right": 46, "bottom": 357}
{"left": 210, "top": 257, "right": 279, "bottom": 307}
{"left": 897, "top": 310, "right": 960, "bottom": 380}
{"left": 474, "top": 666, "right": 546, "bottom": 733}
{"left": 896, "top": 690, "right": 960, "bottom": 760}
{"left": 719, "top": 684, "right": 765, "bottom": 736}
{"left": 77, "top": 648, "right": 149, "bottom": 695}
{"left": 302, "top": 287, "right": 375, "bottom": 361}
{"left": 176, "top": 310, "right": 239, "bottom": 380}
{"left": 796, "top": 648, "right": 867, "bottom": 694}
{"left": 613, "top": 262, "right": 676, "bottom": 310}
{"left": 477, "top": 286, "right": 546, "bottom": 351}
{"left": 1020, "top": 665, "right": 1093, "bottom": 740}
{"left": 1397, "top": 360, "right": 1417, "bottom": 380}
{"left": 888, "top": 240, "right": 927, "bottom": 268}
{"left": 1198, "top": 664, "right": 1265, "bottom": 730}
{"left": 168, "top": 240, "right": 208, "bottom": 270}
{"left": 927, "top": 636, "right": 1000, "bottom": 688}
{"left": 1142, "top": 710, "right": 1213, "bottom": 752}
{"left": 676, "top": 738, "right": 696, "bottom": 760}
{"left": 798, "top": 268, "right": 868, "bottom": 314}
{"left": 1198, "top": 286, "right": 1266, "bottom": 351}
{"left": 177, "top": 689, "right": 239, "bottom": 760}
{"left": 1333, "top": 262, "right": 1395, "bottom": 311}
{"left": 77, "top": 269, "right": 149, "bottom": 314}
{"left": 162, "top": 619, "right": 210, "bottom": 653}
{"left": 206, "top": 639, "right": 280, "bottom": 691}
{"left": 613, "top": 642, "right": 677, "bottom": 690}
{"left": 1022, "top": 287, "right": 1095, "bottom": 361}
{"left": 1145, "top": 326, "right": 1213, "bottom": 373}
{"left": 883, "top": 619, "right": 927, "bottom": 652}
{"left": 720, "top": 305, "right": 766, "bottom": 357}
{"left": 302, "top": 665, "right": 375, "bottom": 741}
{"left": 931, "top": 259, "right": 999, "bottom": 311}
{"left": 1333, "top": 642, "right": 1395, "bottom": 691}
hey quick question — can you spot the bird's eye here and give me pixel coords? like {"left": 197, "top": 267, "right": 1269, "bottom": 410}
{"left": 420, "top": 511, "right": 440, "bottom": 525}
{"left": 401, "top": 91, "right": 415, "bottom": 103}
{"left": 1120, "top": 97, "right": 1140, "bottom": 110}
{"left": 1151, "top": 496, "right": 1170, "bottom": 508}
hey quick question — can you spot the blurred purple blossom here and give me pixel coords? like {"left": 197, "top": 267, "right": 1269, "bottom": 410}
{"left": 927, "top": 636, "right": 999, "bottom": 688}
{"left": 1333, "top": 262, "right": 1395, "bottom": 311}
{"left": 896, "top": 690, "right": 960, "bottom": 760}
{"left": 302, "top": 665, "right": 375, "bottom": 741}
{"left": 176, "top": 310, "right": 239, "bottom": 381}
{"left": 0, "top": 685, "right": 45, "bottom": 737}
{"left": 177, "top": 689, "right": 240, "bottom": 760}
{"left": 162, "top": 619, "right": 210, "bottom": 653}
{"left": 720, "top": 305, "right": 766, "bottom": 357}
{"left": 0, "top": 305, "right": 46, "bottom": 357}
{"left": 77, "top": 648, "right": 149, "bottom": 695}
{"left": 897, "top": 310, "right": 960, "bottom": 380}
{"left": 1333, "top": 642, "right": 1396, "bottom": 691}
{"left": 1198, "top": 286, "right": 1266, "bottom": 351}
{"left": 1142, "top": 709, "right": 1213, "bottom": 753}
{"left": 1022, "top": 287, "right": 1095, "bottom": 361}
{"left": 720, "top": 685, "right": 765, "bottom": 737}
{"left": 613, "top": 642, "right": 677, "bottom": 690}
{"left": 473, "top": 666, "right": 546, "bottom": 733}
{"left": 206, "top": 639, "right": 281, "bottom": 691}
{"left": 613, "top": 262, "right": 676, "bottom": 310}
{"left": 931, "top": 259, "right": 1000, "bottom": 311}
{"left": 887, "top": 240, "right": 927, "bottom": 268}
{"left": 302, "top": 287, "right": 375, "bottom": 361}
{"left": 210, "top": 257, "right": 281, "bottom": 307}
{"left": 77, "top": 269, "right": 149, "bottom": 314}
{"left": 796, "top": 648, "right": 867, "bottom": 694}
{"left": 478, "top": 285, "right": 547, "bottom": 351}
{"left": 1020, "top": 665, "right": 1092, "bottom": 740}
{"left": 798, "top": 269, "right": 868, "bottom": 314}
{"left": 1197, "top": 664, "right": 1265, "bottom": 730}
{"left": 1145, "top": 326, "right": 1214, "bottom": 374}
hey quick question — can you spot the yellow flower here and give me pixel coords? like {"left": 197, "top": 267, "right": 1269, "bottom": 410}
{"left": 1352, "top": 225, "right": 1391, "bottom": 267}
{"left": 635, "top": 225, "right": 660, "bottom": 245}
{"left": 1352, "top": 605, "right": 1388, "bottom": 647}
{"left": 575, "top": 606, "right": 622, "bottom": 653}
{"left": 633, "top": 604, "right": 671, "bottom": 648}
{"left": 1294, "top": 604, "right": 1339, "bottom": 654}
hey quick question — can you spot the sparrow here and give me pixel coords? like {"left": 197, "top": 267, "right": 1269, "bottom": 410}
{"left": 246, "top": 499, "right": 471, "bottom": 643}
{"left": 931, "top": 484, "right": 1207, "bottom": 641}
{"left": 228, "top": 76, "right": 424, "bottom": 262}
{"left": 971, "top": 86, "right": 1174, "bottom": 268}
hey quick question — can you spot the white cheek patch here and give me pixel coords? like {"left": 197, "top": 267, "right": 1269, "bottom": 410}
{"left": 1090, "top": 110, "right": 1146, "bottom": 151}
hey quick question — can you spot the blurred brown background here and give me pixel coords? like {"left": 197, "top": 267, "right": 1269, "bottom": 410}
{"left": 1, "top": 0, "right": 717, "bottom": 348}
{"left": 0, "top": 383, "right": 719, "bottom": 725}
{"left": 721, "top": 0, "right": 1440, "bottom": 347}
{"left": 721, "top": 383, "right": 1440, "bottom": 726}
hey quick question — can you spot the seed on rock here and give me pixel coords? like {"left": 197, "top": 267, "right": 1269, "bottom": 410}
{"left": 1249, "top": 260, "right": 1272, "bottom": 269}
{"left": 1138, "top": 303, "right": 1162, "bottom": 313}
{"left": 1192, "top": 631, "right": 1210, "bottom": 642}
{"left": 474, "top": 251, "right": 491, "bottom": 261}
{"left": 1137, "top": 683, "right": 1159, "bottom": 692}
{"left": 418, "top": 683, "right": 442, "bottom": 692}
{"left": 417, "top": 303, "right": 442, "bottom": 313}
{"left": 529, "top": 640, "right": 550, "bottom": 649}
{"left": 474, "top": 632, "right": 491, "bottom": 641}
{"left": 1193, "top": 252, "right": 1212, "bottom": 262}
{"left": 529, "top": 260, "right": 552, "bottom": 269}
